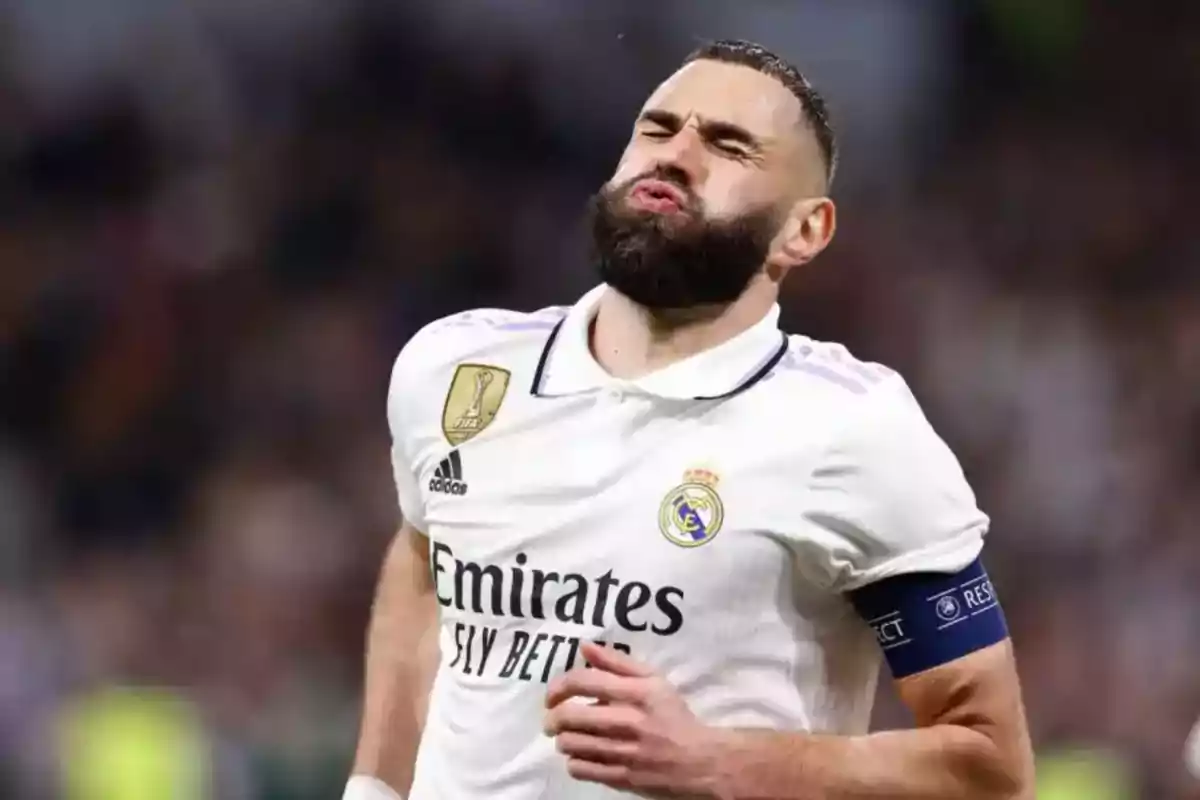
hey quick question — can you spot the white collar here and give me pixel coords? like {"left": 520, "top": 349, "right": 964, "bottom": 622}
{"left": 531, "top": 284, "right": 788, "bottom": 400}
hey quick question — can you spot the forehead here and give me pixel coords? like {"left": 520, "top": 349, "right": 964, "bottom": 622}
{"left": 641, "top": 60, "right": 803, "bottom": 138}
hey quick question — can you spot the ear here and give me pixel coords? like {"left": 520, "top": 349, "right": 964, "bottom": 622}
{"left": 767, "top": 197, "right": 837, "bottom": 279}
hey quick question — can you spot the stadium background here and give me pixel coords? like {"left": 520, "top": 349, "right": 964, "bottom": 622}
{"left": 1, "top": 1, "right": 1198, "bottom": 798}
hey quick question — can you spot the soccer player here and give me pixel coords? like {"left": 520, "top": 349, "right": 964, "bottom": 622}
{"left": 344, "top": 39, "right": 1035, "bottom": 800}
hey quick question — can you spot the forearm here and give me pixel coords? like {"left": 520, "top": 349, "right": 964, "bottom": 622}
{"left": 711, "top": 724, "right": 1027, "bottom": 800}
{"left": 352, "top": 529, "right": 439, "bottom": 794}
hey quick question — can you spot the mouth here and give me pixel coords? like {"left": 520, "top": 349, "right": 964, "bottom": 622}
{"left": 627, "top": 179, "right": 688, "bottom": 214}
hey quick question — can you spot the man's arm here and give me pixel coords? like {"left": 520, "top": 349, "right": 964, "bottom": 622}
{"left": 710, "top": 640, "right": 1034, "bottom": 800}
{"left": 349, "top": 521, "right": 439, "bottom": 797}
{"left": 545, "top": 638, "right": 1032, "bottom": 800}
{"left": 546, "top": 379, "right": 1033, "bottom": 798}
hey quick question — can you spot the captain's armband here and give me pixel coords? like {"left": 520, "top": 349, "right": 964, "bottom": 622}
{"left": 848, "top": 557, "right": 1008, "bottom": 678}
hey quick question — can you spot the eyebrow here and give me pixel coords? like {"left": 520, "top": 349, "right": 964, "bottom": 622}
{"left": 638, "top": 109, "right": 766, "bottom": 154}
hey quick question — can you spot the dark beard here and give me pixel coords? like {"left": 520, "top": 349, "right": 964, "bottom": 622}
{"left": 587, "top": 168, "right": 781, "bottom": 312}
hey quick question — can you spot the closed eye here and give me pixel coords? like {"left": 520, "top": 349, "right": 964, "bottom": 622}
{"left": 635, "top": 109, "right": 764, "bottom": 160}
{"left": 713, "top": 141, "right": 750, "bottom": 158}
{"left": 637, "top": 109, "right": 681, "bottom": 140}
{"left": 641, "top": 128, "right": 673, "bottom": 140}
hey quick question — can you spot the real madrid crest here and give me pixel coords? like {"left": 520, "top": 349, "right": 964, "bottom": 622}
{"left": 658, "top": 468, "right": 725, "bottom": 548}
{"left": 441, "top": 363, "right": 511, "bottom": 445}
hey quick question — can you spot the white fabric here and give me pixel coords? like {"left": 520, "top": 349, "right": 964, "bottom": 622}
{"left": 538, "top": 284, "right": 784, "bottom": 399}
{"left": 342, "top": 775, "right": 404, "bottom": 800}
{"left": 1186, "top": 716, "right": 1200, "bottom": 778}
{"left": 386, "top": 284, "right": 989, "bottom": 800}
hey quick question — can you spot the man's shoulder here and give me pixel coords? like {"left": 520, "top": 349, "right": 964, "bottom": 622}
{"left": 774, "top": 333, "right": 901, "bottom": 401}
{"left": 393, "top": 305, "right": 568, "bottom": 377}
{"left": 772, "top": 334, "right": 951, "bottom": 460}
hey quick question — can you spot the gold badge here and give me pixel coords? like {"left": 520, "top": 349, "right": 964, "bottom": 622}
{"left": 441, "top": 364, "right": 511, "bottom": 445}
{"left": 658, "top": 468, "right": 724, "bottom": 548}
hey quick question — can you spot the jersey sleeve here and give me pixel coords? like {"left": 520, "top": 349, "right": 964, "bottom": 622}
{"left": 798, "top": 378, "right": 988, "bottom": 594}
{"left": 387, "top": 342, "right": 428, "bottom": 532}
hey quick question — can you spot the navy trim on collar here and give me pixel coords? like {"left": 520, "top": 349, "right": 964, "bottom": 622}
{"left": 694, "top": 332, "right": 789, "bottom": 400}
{"left": 530, "top": 322, "right": 788, "bottom": 401}
{"left": 529, "top": 319, "right": 563, "bottom": 396}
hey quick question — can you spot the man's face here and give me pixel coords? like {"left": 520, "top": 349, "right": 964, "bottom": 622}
{"left": 589, "top": 60, "right": 813, "bottom": 311}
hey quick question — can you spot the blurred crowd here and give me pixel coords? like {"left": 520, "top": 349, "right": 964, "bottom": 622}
{"left": 1, "top": 2, "right": 1198, "bottom": 798}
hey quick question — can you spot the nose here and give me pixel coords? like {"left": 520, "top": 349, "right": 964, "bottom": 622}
{"left": 650, "top": 124, "right": 709, "bottom": 187}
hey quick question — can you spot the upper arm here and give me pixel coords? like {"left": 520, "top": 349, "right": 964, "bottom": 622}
{"left": 799, "top": 379, "right": 1033, "bottom": 789}
{"left": 396, "top": 519, "right": 433, "bottom": 596}
{"left": 387, "top": 333, "right": 434, "bottom": 592}
{"left": 895, "top": 640, "right": 1023, "bottom": 730}
{"left": 799, "top": 379, "right": 987, "bottom": 592}
{"left": 895, "top": 641, "right": 1034, "bottom": 794}
{"left": 388, "top": 340, "right": 429, "bottom": 531}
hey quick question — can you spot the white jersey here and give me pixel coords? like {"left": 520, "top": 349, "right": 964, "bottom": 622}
{"left": 389, "top": 284, "right": 988, "bottom": 800}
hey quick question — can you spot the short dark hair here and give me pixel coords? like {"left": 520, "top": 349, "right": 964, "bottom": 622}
{"left": 684, "top": 39, "right": 837, "bottom": 188}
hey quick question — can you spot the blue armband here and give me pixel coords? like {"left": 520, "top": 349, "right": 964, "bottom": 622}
{"left": 847, "top": 557, "right": 1008, "bottom": 678}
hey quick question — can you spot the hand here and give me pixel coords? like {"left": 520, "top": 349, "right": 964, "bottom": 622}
{"left": 544, "top": 642, "right": 730, "bottom": 799}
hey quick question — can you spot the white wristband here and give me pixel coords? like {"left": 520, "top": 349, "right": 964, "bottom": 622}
{"left": 343, "top": 775, "right": 405, "bottom": 800}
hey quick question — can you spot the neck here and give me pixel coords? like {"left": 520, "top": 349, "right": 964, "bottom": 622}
{"left": 591, "top": 277, "right": 777, "bottom": 380}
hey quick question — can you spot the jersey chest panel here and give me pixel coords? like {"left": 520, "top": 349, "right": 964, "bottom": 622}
{"left": 417, "top": 392, "right": 832, "bottom": 678}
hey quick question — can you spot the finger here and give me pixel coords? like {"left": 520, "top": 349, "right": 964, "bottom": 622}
{"left": 564, "top": 758, "right": 634, "bottom": 791}
{"left": 554, "top": 731, "right": 638, "bottom": 765}
{"left": 544, "top": 701, "right": 643, "bottom": 739}
{"left": 580, "top": 642, "right": 656, "bottom": 678}
{"left": 546, "top": 668, "right": 646, "bottom": 709}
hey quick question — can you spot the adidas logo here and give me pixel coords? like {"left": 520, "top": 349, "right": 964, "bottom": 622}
{"left": 429, "top": 450, "right": 468, "bottom": 496}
